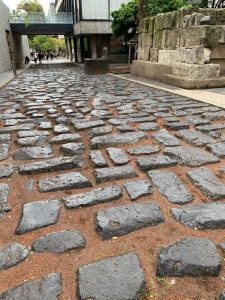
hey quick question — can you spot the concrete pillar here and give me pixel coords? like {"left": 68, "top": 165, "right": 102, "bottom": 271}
{"left": 90, "top": 35, "right": 97, "bottom": 58}
{"left": 73, "top": 37, "right": 78, "bottom": 62}
{"left": 80, "top": 36, "right": 85, "bottom": 63}
{"left": 68, "top": 38, "right": 73, "bottom": 61}
{"left": 65, "top": 38, "right": 69, "bottom": 59}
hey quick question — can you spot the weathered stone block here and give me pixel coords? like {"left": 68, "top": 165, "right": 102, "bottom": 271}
{"left": 177, "top": 47, "right": 211, "bottom": 64}
{"left": 173, "top": 63, "right": 220, "bottom": 79}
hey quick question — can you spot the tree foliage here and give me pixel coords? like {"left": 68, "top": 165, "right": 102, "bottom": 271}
{"left": 139, "top": 0, "right": 189, "bottom": 18}
{"left": 16, "top": 0, "right": 44, "bottom": 13}
{"left": 32, "top": 35, "right": 57, "bottom": 52}
{"left": 111, "top": 0, "right": 138, "bottom": 39}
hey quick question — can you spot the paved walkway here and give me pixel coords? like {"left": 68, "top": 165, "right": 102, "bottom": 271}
{"left": 1, "top": 64, "right": 225, "bottom": 299}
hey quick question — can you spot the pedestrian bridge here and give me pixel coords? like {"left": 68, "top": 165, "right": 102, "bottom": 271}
{"left": 9, "top": 12, "right": 73, "bottom": 35}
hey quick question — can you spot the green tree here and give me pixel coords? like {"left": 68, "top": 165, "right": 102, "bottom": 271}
{"left": 16, "top": 0, "right": 44, "bottom": 13}
{"left": 111, "top": 0, "right": 138, "bottom": 40}
{"left": 33, "top": 35, "right": 57, "bottom": 52}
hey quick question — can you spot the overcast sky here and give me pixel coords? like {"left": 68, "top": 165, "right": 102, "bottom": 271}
{"left": 2, "top": 0, "right": 53, "bottom": 13}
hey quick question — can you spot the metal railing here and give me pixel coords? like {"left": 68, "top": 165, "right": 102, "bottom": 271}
{"left": 9, "top": 12, "right": 73, "bottom": 24}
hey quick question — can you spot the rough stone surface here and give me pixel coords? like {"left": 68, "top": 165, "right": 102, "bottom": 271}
{"left": 123, "top": 179, "right": 152, "bottom": 200}
{"left": 0, "top": 183, "right": 10, "bottom": 214}
{"left": 38, "top": 172, "right": 92, "bottom": 192}
{"left": 32, "top": 230, "right": 86, "bottom": 253}
{"left": 74, "top": 120, "right": 104, "bottom": 130}
{"left": 13, "top": 146, "right": 53, "bottom": 160}
{"left": 0, "top": 144, "right": 10, "bottom": 161}
{"left": 64, "top": 185, "right": 122, "bottom": 208}
{"left": 19, "top": 156, "right": 83, "bottom": 174}
{"left": 153, "top": 129, "right": 181, "bottom": 146}
{"left": 95, "top": 166, "right": 137, "bottom": 183}
{"left": 0, "top": 243, "right": 30, "bottom": 270}
{"left": 49, "top": 133, "right": 81, "bottom": 144}
{"left": 171, "top": 202, "right": 225, "bottom": 229}
{"left": 127, "top": 145, "right": 160, "bottom": 155}
{"left": 207, "top": 142, "right": 225, "bottom": 158}
{"left": 106, "top": 147, "right": 129, "bottom": 165}
{"left": 187, "top": 167, "right": 225, "bottom": 199}
{"left": 77, "top": 253, "right": 146, "bottom": 300}
{"left": 90, "top": 150, "right": 107, "bottom": 167}
{"left": 0, "top": 165, "right": 15, "bottom": 178}
{"left": 177, "top": 129, "right": 216, "bottom": 146}
{"left": 95, "top": 202, "right": 164, "bottom": 239}
{"left": 137, "top": 155, "right": 177, "bottom": 171}
{"left": 16, "top": 199, "right": 60, "bottom": 234}
{"left": 60, "top": 143, "right": 84, "bottom": 156}
{"left": 149, "top": 170, "right": 193, "bottom": 204}
{"left": 91, "top": 132, "right": 147, "bottom": 149}
{"left": 164, "top": 146, "right": 219, "bottom": 167}
{"left": 0, "top": 273, "right": 62, "bottom": 300}
{"left": 156, "top": 237, "right": 221, "bottom": 277}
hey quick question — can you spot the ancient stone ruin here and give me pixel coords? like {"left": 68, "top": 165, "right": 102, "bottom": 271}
{"left": 131, "top": 7, "right": 225, "bottom": 88}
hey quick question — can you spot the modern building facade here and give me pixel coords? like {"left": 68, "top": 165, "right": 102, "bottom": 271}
{"left": 0, "top": 0, "right": 30, "bottom": 73}
{"left": 55, "top": 0, "right": 130, "bottom": 62}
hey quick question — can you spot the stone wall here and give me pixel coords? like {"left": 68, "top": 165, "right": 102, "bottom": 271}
{"left": 133, "top": 7, "right": 225, "bottom": 86}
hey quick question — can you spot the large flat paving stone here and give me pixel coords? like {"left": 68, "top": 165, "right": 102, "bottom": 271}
{"left": 187, "top": 167, "right": 225, "bottom": 200}
{"left": 91, "top": 131, "right": 147, "bottom": 149}
{"left": 95, "top": 202, "right": 164, "bottom": 240}
{"left": 0, "top": 272, "right": 62, "bottom": 300}
{"left": 176, "top": 129, "right": 216, "bottom": 146}
{"left": 17, "top": 136, "right": 48, "bottom": 146}
{"left": 32, "top": 230, "right": 86, "bottom": 253}
{"left": 106, "top": 147, "right": 129, "bottom": 165}
{"left": 77, "top": 253, "right": 146, "bottom": 300}
{"left": 123, "top": 179, "right": 152, "bottom": 200}
{"left": 136, "top": 155, "right": 177, "bottom": 171}
{"left": 149, "top": 171, "right": 193, "bottom": 204}
{"left": 0, "top": 243, "right": 30, "bottom": 270}
{"left": 74, "top": 120, "right": 104, "bottom": 130}
{"left": 127, "top": 145, "right": 160, "bottom": 155}
{"left": 0, "top": 164, "right": 15, "bottom": 178}
{"left": 49, "top": 133, "right": 82, "bottom": 144}
{"left": 171, "top": 202, "right": 225, "bottom": 229}
{"left": 0, "top": 144, "right": 10, "bottom": 161}
{"left": 153, "top": 129, "right": 181, "bottom": 146}
{"left": 60, "top": 142, "right": 84, "bottom": 156}
{"left": 90, "top": 150, "right": 107, "bottom": 167}
{"left": 19, "top": 156, "right": 83, "bottom": 174}
{"left": 156, "top": 237, "right": 221, "bottom": 277}
{"left": 95, "top": 165, "right": 137, "bottom": 183}
{"left": 0, "top": 123, "right": 36, "bottom": 133}
{"left": 64, "top": 185, "right": 122, "bottom": 208}
{"left": 38, "top": 172, "right": 92, "bottom": 192}
{"left": 207, "top": 142, "right": 225, "bottom": 158}
{"left": 16, "top": 199, "right": 60, "bottom": 234}
{"left": 164, "top": 146, "right": 219, "bottom": 167}
{"left": 88, "top": 125, "right": 113, "bottom": 138}
{"left": 13, "top": 146, "right": 53, "bottom": 160}
{"left": 0, "top": 183, "right": 10, "bottom": 214}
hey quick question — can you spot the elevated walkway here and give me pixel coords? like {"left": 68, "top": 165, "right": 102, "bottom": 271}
{"left": 9, "top": 12, "right": 73, "bottom": 35}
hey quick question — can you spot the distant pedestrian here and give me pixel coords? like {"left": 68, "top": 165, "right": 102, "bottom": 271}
{"left": 38, "top": 52, "right": 42, "bottom": 64}
{"left": 24, "top": 56, "right": 30, "bottom": 64}
{"left": 50, "top": 52, "right": 54, "bottom": 60}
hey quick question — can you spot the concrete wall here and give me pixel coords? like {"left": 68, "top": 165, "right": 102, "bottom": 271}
{"left": 0, "top": 0, "right": 30, "bottom": 72}
{"left": 0, "top": 0, "right": 12, "bottom": 72}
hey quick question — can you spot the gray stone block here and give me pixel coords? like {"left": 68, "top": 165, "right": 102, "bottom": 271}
{"left": 137, "top": 155, "right": 177, "bottom": 171}
{"left": 77, "top": 253, "right": 146, "bottom": 300}
{"left": 171, "top": 202, "right": 225, "bottom": 229}
{"left": 84, "top": 58, "right": 109, "bottom": 75}
{"left": 0, "top": 243, "right": 30, "bottom": 270}
{"left": 38, "top": 172, "right": 92, "bottom": 192}
{"left": 153, "top": 129, "right": 181, "bottom": 146}
{"left": 157, "top": 237, "right": 221, "bottom": 277}
{"left": 95, "top": 166, "right": 137, "bottom": 183}
{"left": 16, "top": 199, "right": 60, "bottom": 234}
{"left": 95, "top": 202, "right": 164, "bottom": 240}
{"left": 106, "top": 147, "right": 129, "bottom": 165}
{"left": 187, "top": 167, "right": 225, "bottom": 200}
{"left": 124, "top": 179, "right": 152, "bottom": 200}
{"left": 64, "top": 185, "right": 122, "bottom": 208}
{"left": 149, "top": 170, "right": 193, "bottom": 204}
{"left": 0, "top": 273, "right": 62, "bottom": 300}
{"left": 32, "top": 230, "right": 86, "bottom": 253}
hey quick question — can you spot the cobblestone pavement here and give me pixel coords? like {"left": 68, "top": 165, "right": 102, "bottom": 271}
{"left": 1, "top": 64, "right": 225, "bottom": 299}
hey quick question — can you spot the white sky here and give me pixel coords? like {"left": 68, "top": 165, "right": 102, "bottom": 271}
{"left": 2, "top": 0, "right": 53, "bottom": 14}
